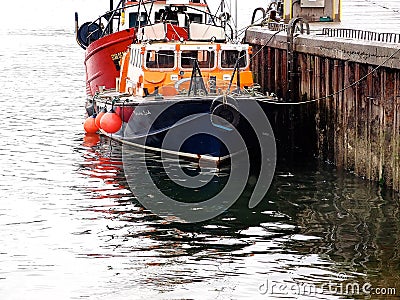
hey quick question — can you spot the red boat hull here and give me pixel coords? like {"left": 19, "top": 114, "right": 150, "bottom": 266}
{"left": 84, "top": 28, "right": 135, "bottom": 96}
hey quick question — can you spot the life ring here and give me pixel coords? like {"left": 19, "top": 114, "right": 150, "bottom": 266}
{"left": 211, "top": 102, "right": 240, "bottom": 129}
{"left": 210, "top": 95, "right": 239, "bottom": 112}
{"left": 174, "top": 78, "right": 191, "bottom": 94}
{"left": 77, "top": 22, "right": 101, "bottom": 48}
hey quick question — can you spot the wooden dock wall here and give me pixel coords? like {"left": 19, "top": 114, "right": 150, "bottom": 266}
{"left": 247, "top": 28, "right": 400, "bottom": 190}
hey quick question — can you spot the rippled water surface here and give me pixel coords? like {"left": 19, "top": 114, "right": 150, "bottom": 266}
{"left": 1, "top": 7, "right": 400, "bottom": 300}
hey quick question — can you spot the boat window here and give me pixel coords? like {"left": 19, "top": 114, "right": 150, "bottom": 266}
{"left": 154, "top": 10, "right": 165, "bottom": 23}
{"left": 129, "top": 12, "right": 148, "bottom": 28}
{"left": 187, "top": 13, "right": 203, "bottom": 24}
{"left": 181, "top": 50, "right": 215, "bottom": 69}
{"left": 221, "top": 50, "right": 247, "bottom": 69}
{"left": 146, "top": 50, "right": 175, "bottom": 69}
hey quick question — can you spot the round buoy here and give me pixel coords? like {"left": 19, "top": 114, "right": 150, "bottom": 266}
{"left": 95, "top": 107, "right": 107, "bottom": 129}
{"left": 211, "top": 103, "right": 240, "bottom": 128}
{"left": 83, "top": 114, "right": 99, "bottom": 133}
{"left": 100, "top": 108, "right": 122, "bottom": 134}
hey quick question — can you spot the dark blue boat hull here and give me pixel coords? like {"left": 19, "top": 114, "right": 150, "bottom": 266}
{"left": 120, "top": 99, "right": 232, "bottom": 159}
{"left": 93, "top": 95, "right": 271, "bottom": 161}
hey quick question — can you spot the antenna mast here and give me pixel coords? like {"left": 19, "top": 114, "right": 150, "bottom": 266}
{"left": 234, "top": 0, "right": 238, "bottom": 40}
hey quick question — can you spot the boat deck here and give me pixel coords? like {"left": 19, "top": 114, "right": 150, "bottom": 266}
{"left": 96, "top": 90, "right": 276, "bottom": 106}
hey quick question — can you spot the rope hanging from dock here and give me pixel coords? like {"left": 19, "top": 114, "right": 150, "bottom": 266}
{"left": 255, "top": 46, "right": 400, "bottom": 106}
{"left": 241, "top": 16, "right": 400, "bottom": 106}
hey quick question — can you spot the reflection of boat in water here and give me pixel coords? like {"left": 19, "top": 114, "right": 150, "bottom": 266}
{"left": 81, "top": 135, "right": 128, "bottom": 196}
{"left": 77, "top": 0, "right": 276, "bottom": 163}
{"left": 80, "top": 134, "right": 280, "bottom": 224}
{"left": 79, "top": 135, "right": 400, "bottom": 296}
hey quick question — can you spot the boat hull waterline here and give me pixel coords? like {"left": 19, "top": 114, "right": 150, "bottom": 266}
{"left": 91, "top": 95, "right": 274, "bottom": 164}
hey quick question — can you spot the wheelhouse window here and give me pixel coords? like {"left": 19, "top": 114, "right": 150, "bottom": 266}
{"left": 181, "top": 50, "right": 215, "bottom": 69}
{"left": 129, "top": 12, "right": 148, "bottom": 28}
{"left": 221, "top": 50, "right": 247, "bottom": 69}
{"left": 145, "top": 50, "right": 175, "bottom": 69}
{"left": 188, "top": 13, "right": 203, "bottom": 24}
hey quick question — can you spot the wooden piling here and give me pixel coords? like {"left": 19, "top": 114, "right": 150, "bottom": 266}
{"left": 246, "top": 27, "right": 400, "bottom": 191}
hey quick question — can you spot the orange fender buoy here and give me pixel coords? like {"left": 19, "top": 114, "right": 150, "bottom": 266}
{"left": 100, "top": 108, "right": 122, "bottom": 134}
{"left": 84, "top": 114, "right": 99, "bottom": 133}
{"left": 95, "top": 107, "right": 107, "bottom": 129}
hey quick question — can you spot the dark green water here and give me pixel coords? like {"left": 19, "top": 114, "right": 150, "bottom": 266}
{"left": 1, "top": 25, "right": 399, "bottom": 300}
{"left": 76, "top": 136, "right": 400, "bottom": 299}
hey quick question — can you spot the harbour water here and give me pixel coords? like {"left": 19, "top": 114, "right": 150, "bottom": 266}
{"left": 1, "top": 1, "right": 400, "bottom": 299}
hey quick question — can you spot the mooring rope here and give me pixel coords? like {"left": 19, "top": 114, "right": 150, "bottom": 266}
{"left": 229, "top": 18, "right": 400, "bottom": 106}
{"left": 255, "top": 46, "right": 400, "bottom": 105}
{"left": 249, "top": 29, "right": 286, "bottom": 60}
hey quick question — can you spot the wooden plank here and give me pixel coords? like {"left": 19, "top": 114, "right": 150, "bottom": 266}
{"left": 282, "top": 50, "right": 288, "bottom": 100}
{"left": 333, "top": 60, "right": 344, "bottom": 168}
{"left": 274, "top": 49, "right": 281, "bottom": 97}
{"left": 308, "top": 55, "right": 313, "bottom": 100}
{"left": 367, "top": 65, "right": 374, "bottom": 180}
{"left": 378, "top": 70, "right": 386, "bottom": 185}
{"left": 314, "top": 56, "right": 321, "bottom": 102}
{"left": 383, "top": 70, "right": 395, "bottom": 187}
{"left": 344, "top": 61, "right": 356, "bottom": 171}
{"left": 327, "top": 59, "right": 335, "bottom": 163}
{"left": 359, "top": 64, "right": 368, "bottom": 178}
{"left": 266, "top": 47, "right": 273, "bottom": 93}
{"left": 299, "top": 54, "right": 307, "bottom": 101}
{"left": 343, "top": 61, "right": 349, "bottom": 169}
{"left": 394, "top": 72, "right": 400, "bottom": 190}
{"left": 354, "top": 63, "right": 360, "bottom": 175}
{"left": 252, "top": 45, "right": 261, "bottom": 86}
{"left": 261, "top": 46, "right": 267, "bottom": 93}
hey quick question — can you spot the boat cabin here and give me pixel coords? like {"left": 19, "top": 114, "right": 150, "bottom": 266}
{"left": 119, "top": 39, "right": 254, "bottom": 97}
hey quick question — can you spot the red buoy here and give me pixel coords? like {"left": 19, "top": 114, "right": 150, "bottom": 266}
{"left": 95, "top": 107, "right": 107, "bottom": 129}
{"left": 83, "top": 114, "right": 99, "bottom": 133}
{"left": 100, "top": 108, "right": 122, "bottom": 134}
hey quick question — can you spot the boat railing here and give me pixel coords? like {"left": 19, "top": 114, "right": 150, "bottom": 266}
{"left": 99, "top": 78, "right": 265, "bottom": 102}
{"left": 321, "top": 27, "right": 400, "bottom": 44}
{"left": 85, "top": 1, "right": 201, "bottom": 39}
{"left": 88, "top": 2, "right": 139, "bottom": 39}
{"left": 131, "top": 76, "right": 253, "bottom": 99}
{"left": 76, "top": 0, "right": 235, "bottom": 49}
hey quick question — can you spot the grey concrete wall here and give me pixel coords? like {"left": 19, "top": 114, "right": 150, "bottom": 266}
{"left": 246, "top": 28, "right": 400, "bottom": 68}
